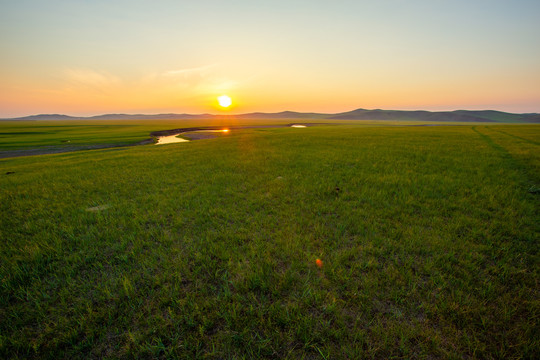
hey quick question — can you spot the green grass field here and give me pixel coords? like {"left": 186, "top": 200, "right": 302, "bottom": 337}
{"left": 0, "top": 119, "right": 337, "bottom": 151}
{"left": 1, "top": 122, "right": 538, "bottom": 359}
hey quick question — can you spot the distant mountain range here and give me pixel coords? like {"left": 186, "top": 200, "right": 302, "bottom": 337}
{"left": 4, "top": 109, "right": 540, "bottom": 123}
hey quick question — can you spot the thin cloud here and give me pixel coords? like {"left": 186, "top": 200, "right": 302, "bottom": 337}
{"left": 60, "top": 64, "right": 243, "bottom": 100}
{"left": 64, "top": 68, "right": 121, "bottom": 93}
{"left": 164, "top": 64, "right": 217, "bottom": 77}
{"left": 160, "top": 64, "right": 225, "bottom": 91}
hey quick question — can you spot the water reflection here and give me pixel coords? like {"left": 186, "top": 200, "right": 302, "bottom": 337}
{"left": 155, "top": 134, "right": 190, "bottom": 145}
{"left": 291, "top": 124, "right": 306, "bottom": 128}
{"left": 155, "top": 129, "right": 229, "bottom": 145}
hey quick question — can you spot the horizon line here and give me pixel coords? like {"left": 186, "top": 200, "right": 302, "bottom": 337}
{"left": 3, "top": 107, "right": 540, "bottom": 119}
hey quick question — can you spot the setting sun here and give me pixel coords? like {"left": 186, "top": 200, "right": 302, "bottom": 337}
{"left": 217, "top": 95, "right": 232, "bottom": 108}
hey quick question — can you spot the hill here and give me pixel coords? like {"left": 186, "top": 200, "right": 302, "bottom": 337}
{"left": 329, "top": 109, "right": 540, "bottom": 122}
{"left": 328, "top": 109, "right": 486, "bottom": 122}
{"left": 4, "top": 109, "right": 540, "bottom": 123}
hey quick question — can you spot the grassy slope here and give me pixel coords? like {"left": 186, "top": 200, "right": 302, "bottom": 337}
{"left": 454, "top": 111, "right": 529, "bottom": 123}
{"left": 1, "top": 125, "right": 538, "bottom": 359}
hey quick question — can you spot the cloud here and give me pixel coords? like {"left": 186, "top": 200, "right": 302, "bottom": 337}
{"left": 61, "top": 64, "right": 243, "bottom": 101}
{"left": 163, "top": 64, "right": 217, "bottom": 77}
{"left": 64, "top": 68, "right": 121, "bottom": 93}
{"left": 155, "top": 64, "right": 243, "bottom": 94}
{"left": 159, "top": 64, "right": 219, "bottom": 90}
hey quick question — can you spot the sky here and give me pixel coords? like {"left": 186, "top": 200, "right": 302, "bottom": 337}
{"left": 1, "top": 0, "right": 539, "bottom": 117}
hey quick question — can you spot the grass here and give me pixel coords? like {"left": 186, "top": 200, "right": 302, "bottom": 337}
{"left": 0, "top": 123, "right": 538, "bottom": 359}
{"left": 0, "top": 119, "right": 339, "bottom": 151}
{"left": 0, "top": 122, "right": 149, "bottom": 150}
{"left": 0, "top": 119, "right": 478, "bottom": 152}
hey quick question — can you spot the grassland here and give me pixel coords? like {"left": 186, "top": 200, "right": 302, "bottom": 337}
{"left": 0, "top": 119, "right": 479, "bottom": 154}
{"left": 0, "top": 119, "right": 335, "bottom": 152}
{"left": 0, "top": 122, "right": 538, "bottom": 359}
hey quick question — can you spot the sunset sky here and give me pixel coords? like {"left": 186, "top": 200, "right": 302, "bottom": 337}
{"left": 1, "top": 0, "right": 539, "bottom": 117}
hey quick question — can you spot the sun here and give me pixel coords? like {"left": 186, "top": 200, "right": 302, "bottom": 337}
{"left": 217, "top": 95, "right": 232, "bottom": 108}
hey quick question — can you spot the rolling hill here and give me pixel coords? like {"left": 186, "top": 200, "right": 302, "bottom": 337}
{"left": 4, "top": 109, "right": 540, "bottom": 123}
